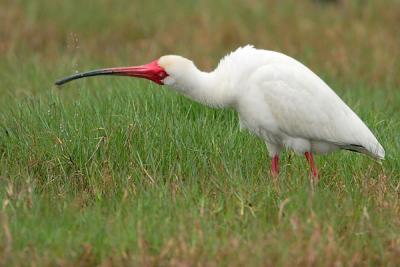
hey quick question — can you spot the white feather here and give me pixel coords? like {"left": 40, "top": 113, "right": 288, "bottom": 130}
{"left": 161, "top": 46, "right": 385, "bottom": 160}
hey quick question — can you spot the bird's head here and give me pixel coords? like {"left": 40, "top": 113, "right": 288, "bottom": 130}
{"left": 157, "top": 55, "right": 194, "bottom": 86}
{"left": 55, "top": 55, "right": 194, "bottom": 87}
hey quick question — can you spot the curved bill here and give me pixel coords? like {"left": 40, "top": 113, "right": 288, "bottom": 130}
{"left": 55, "top": 60, "right": 168, "bottom": 86}
{"left": 55, "top": 69, "right": 115, "bottom": 86}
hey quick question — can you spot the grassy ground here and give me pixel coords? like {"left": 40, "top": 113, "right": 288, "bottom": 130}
{"left": 1, "top": 0, "right": 399, "bottom": 266}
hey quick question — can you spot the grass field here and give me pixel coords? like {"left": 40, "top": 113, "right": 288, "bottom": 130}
{"left": 1, "top": 0, "right": 399, "bottom": 266}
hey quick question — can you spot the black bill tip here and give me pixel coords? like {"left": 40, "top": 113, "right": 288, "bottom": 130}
{"left": 55, "top": 69, "right": 114, "bottom": 86}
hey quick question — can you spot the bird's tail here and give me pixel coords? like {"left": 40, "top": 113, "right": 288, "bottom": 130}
{"left": 341, "top": 142, "right": 385, "bottom": 160}
{"left": 370, "top": 142, "right": 385, "bottom": 160}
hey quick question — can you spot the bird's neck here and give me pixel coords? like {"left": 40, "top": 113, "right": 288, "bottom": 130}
{"left": 170, "top": 67, "right": 233, "bottom": 108}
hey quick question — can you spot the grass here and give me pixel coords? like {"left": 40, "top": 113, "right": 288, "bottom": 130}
{"left": 0, "top": 0, "right": 399, "bottom": 266}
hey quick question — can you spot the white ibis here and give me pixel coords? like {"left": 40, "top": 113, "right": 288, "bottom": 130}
{"left": 56, "top": 45, "right": 385, "bottom": 177}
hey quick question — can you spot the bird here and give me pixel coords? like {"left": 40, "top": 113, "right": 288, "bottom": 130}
{"left": 55, "top": 45, "right": 385, "bottom": 178}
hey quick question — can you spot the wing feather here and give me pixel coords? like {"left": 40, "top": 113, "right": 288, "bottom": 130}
{"left": 249, "top": 63, "right": 385, "bottom": 159}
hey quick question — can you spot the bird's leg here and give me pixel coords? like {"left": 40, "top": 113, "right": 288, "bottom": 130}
{"left": 271, "top": 155, "right": 280, "bottom": 176}
{"left": 304, "top": 152, "right": 318, "bottom": 178}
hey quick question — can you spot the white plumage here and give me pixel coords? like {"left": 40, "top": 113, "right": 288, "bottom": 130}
{"left": 162, "top": 46, "right": 384, "bottom": 156}
{"left": 56, "top": 45, "right": 385, "bottom": 176}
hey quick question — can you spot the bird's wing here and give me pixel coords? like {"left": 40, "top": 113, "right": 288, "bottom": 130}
{"left": 249, "top": 63, "right": 385, "bottom": 159}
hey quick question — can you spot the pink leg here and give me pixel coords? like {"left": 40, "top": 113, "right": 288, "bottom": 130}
{"left": 271, "top": 155, "right": 279, "bottom": 176}
{"left": 304, "top": 152, "right": 318, "bottom": 178}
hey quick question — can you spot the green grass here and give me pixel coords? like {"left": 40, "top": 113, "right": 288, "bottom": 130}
{"left": 1, "top": 0, "right": 399, "bottom": 266}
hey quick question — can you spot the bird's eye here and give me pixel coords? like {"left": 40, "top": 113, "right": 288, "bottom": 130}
{"left": 158, "top": 71, "right": 168, "bottom": 78}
